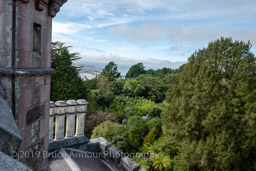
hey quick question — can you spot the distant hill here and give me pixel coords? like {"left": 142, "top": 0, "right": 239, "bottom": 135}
{"left": 73, "top": 64, "right": 102, "bottom": 80}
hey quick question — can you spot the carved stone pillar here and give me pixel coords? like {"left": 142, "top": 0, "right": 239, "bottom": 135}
{"left": 49, "top": 101, "right": 55, "bottom": 141}
{"left": 75, "top": 99, "right": 88, "bottom": 136}
{"left": 65, "top": 100, "right": 77, "bottom": 138}
{"left": 54, "top": 101, "right": 66, "bottom": 140}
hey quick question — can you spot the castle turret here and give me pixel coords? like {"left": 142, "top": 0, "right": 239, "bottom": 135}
{"left": 0, "top": 0, "right": 67, "bottom": 169}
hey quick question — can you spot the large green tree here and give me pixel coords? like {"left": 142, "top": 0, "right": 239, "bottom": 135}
{"left": 100, "top": 61, "right": 120, "bottom": 81}
{"left": 51, "top": 42, "right": 88, "bottom": 101}
{"left": 163, "top": 38, "right": 256, "bottom": 170}
{"left": 126, "top": 63, "right": 146, "bottom": 78}
{"left": 124, "top": 79, "right": 145, "bottom": 97}
{"left": 91, "top": 121, "right": 128, "bottom": 151}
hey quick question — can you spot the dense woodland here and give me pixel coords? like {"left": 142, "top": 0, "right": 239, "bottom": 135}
{"left": 51, "top": 38, "right": 256, "bottom": 171}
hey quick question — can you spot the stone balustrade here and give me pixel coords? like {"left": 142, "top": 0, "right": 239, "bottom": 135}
{"left": 49, "top": 99, "right": 88, "bottom": 141}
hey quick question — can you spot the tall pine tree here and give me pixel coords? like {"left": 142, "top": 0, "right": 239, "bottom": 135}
{"left": 51, "top": 42, "right": 88, "bottom": 101}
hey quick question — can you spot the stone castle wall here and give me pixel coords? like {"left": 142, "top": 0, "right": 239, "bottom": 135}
{"left": 0, "top": 0, "right": 66, "bottom": 170}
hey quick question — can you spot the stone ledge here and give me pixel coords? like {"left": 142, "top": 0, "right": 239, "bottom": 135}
{"left": 49, "top": 136, "right": 89, "bottom": 151}
{"left": 121, "top": 157, "right": 141, "bottom": 171}
{"left": 89, "top": 137, "right": 141, "bottom": 171}
{"left": 0, "top": 151, "right": 32, "bottom": 171}
{"left": 90, "top": 137, "right": 112, "bottom": 154}
{"left": 0, "top": 68, "right": 54, "bottom": 76}
{"left": 108, "top": 146, "right": 122, "bottom": 165}
{"left": 0, "top": 96, "right": 22, "bottom": 156}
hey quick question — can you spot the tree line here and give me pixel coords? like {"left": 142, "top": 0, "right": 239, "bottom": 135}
{"left": 51, "top": 38, "right": 256, "bottom": 171}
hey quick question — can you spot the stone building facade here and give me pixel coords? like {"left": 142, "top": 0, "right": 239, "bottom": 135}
{"left": 0, "top": 0, "right": 67, "bottom": 170}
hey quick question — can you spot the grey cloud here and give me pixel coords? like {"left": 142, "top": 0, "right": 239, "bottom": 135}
{"left": 109, "top": 23, "right": 165, "bottom": 42}
{"left": 109, "top": 23, "right": 256, "bottom": 45}
{"left": 168, "top": 27, "right": 256, "bottom": 44}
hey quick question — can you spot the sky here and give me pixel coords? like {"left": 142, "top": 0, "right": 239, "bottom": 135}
{"left": 52, "top": 0, "right": 256, "bottom": 74}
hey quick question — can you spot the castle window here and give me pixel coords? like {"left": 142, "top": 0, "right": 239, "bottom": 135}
{"left": 33, "top": 23, "right": 41, "bottom": 55}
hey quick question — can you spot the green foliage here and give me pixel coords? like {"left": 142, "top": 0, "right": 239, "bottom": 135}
{"left": 134, "top": 157, "right": 151, "bottom": 170}
{"left": 50, "top": 42, "right": 88, "bottom": 101}
{"left": 143, "top": 128, "right": 159, "bottom": 145}
{"left": 91, "top": 89, "right": 114, "bottom": 109}
{"left": 126, "top": 63, "right": 146, "bottom": 78}
{"left": 90, "top": 76, "right": 124, "bottom": 110}
{"left": 146, "top": 117, "right": 162, "bottom": 133}
{"left": 101, "top": 61, "right": 120, "bottom": 81}
{"left": 148, "top": 107, "right": 162, "bottom": 119}
{"left": 107, "top": 78, "right": 124, "bottom": 95}
{"left": 84, "top": 76, "right": 98, "bottom": 90}
{"left": 172, "top": 156, "right": 188, "bottom": 171}
{"left": 152, "top": 135, "right": 178, "bottom": 157}
{"left": 85, "top": 61, "right": 183, "bottom": 113}
{"left": 146, "top": 65, "right": 185, "bottom": 76}
{"left": 91, "top": 121, "right": 128, "bottom": 151}
{"left": 84, "top": 111, "right": 117, "bottom": 137}
{"left": 128, "top": 127, "right": 144, "bottom": 151}
{"left": 163, "top": 38, "right": 256, "bottom": 170}
{"left": 135, "top": 74, "right": 178, "bottom": 102}
{"left": 108, "top": 96, "right": 158, "bottom": 121}
{"left": 152, "top": 154, "right": 172, "bottom": 171}
{"left": 124, "top": 79, "right": 145, "bottom": 97}
{"left": 128, "top": 115, "right": 148, "bottom": 133}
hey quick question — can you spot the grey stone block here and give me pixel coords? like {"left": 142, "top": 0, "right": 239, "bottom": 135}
{"left": 0, "top": 96, "right": 22, "bottom": 156}
{"left": 82, "top": 142, "right": 101, "bottom": 153}
{"left": 90, "top": 137, "right": 112, "bottom": 154}
{"left": 0, "top": 151, "right": 32, "bottom": 171}
{"left": 49, "top": 136, "right": 89, "bottom": 151}
{"left": 0, "top": 84, "right": 6, "bottom": 98}
{"left": 89, "top": 137, "right": 141, "bottom": 171}
{"left": 26, "top": 103, "right": 45, "bottom": 125}
{"left": 108, "top": 146, "right": 122, "bottom": 165}
{"left": 121, "top": 156, "right": 141, "bottom": 171}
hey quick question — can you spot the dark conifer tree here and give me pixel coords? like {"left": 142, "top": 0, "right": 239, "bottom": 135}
{"left": 163, "top": 38, "right": 256, "bottom": 170}
{"left": 126, "top": 63, "right": 146, "bottom": 78}
{"left": 50, "top": 42, "right": 88, "bottom": 101}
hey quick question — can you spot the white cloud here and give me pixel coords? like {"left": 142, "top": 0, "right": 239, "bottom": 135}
{"left": 53, "top": 0, "right": 256, "bottom": 69}
{"left": 60, "top": 0, "right": 256, "bottom": 21}
{"left": 52, "top": 21, "right": 92, "bottom": 35}
{"left": 95, "top": 16, "right": 142, "bottom": 28}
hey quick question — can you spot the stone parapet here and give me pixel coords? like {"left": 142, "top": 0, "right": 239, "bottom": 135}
{"left": 48, "top": 136, "right": 89, "bottom": 152}
{"left": 49, "top": 99, "right": 88, "bottom": 141}
{"left": 90, "top": 137, "right": 141, "bottom": 171}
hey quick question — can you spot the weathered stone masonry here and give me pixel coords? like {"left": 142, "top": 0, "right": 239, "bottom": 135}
{"left": 0, "top": 0, "right": 66, "bottom": 170}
